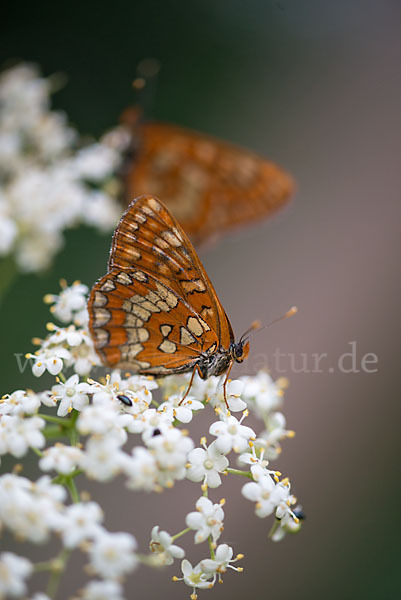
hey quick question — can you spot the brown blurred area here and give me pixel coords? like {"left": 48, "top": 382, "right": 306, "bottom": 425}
{"left": 1, "top": 1, "right": 400, "bottom": 599}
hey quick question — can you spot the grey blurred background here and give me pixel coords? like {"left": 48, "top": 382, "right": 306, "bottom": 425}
{"left": 1, "top": 1, "right": 400, "bottom": 598}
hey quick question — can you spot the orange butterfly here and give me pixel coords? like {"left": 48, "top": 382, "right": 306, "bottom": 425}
{"left": 120, "top": 109, "right": 294, "bottom": 245}
{"left": 88, "top": 195, "right": 253, "bottom": 400}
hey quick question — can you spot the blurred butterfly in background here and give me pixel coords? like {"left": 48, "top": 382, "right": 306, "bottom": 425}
{"left": 119, "top": 107, "right": 294, "bottom": 246}
{"left": 88, "top": 195, "right": 258, "bottom": 401}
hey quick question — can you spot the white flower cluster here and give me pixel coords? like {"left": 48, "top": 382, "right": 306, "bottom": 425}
{"left": 0, "top": 63, "right": 128, "bottom": 273}
{"left": 0, "top": 282, "right": 303, "bottom": 599}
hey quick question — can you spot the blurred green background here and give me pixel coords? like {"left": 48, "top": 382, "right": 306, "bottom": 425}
{"left": 1, "top": 1, "right": 401, "bottom": 599}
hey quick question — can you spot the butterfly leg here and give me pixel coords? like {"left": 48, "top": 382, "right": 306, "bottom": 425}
{"left": 179, "top": 364, "right": 202, "bottom": 405}
{"left": 222, "top": 360, "right": 234, "bottom": 409}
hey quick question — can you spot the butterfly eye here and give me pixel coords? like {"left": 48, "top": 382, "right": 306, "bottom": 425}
{"left": 232, "top": 341, "right": 250, "bottom": 363}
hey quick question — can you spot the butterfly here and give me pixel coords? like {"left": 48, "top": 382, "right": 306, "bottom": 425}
{"left": 120, "top": 108, "right": 294, "bottom": 245}
{"left": 88, "top": 194, "right": 253, "bottom": 401}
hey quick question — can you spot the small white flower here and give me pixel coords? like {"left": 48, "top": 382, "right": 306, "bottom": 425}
{"left": 0, "top": 389, "right": 40, "bottom": 416}
{"left": 34, "top": 474, "right": 67, "bottom": 503}
{"left": 200, "top": 544, "right": 243, "bottom": 579}
{"left": 54, "top": 502, "right": 103, "bottom": 548}
{"left": 69, "top": 335, "right": 100, "bottom": 375}
{"left": 209, "top": 414, "right": 255, "bottom": 454}
{"left": 275, "top": 481, "right": 297, "bottom": 520}
{"left": 88, "top": 531, "right": 138, "bottom": 580}
{"left": 257, "top": 411, "right": 295, "bottom": 459}
{"left": 186, "top": 440, "right": 229, "bottom": 488}
{"left": 0, "top": 552, "right": 33, "bottom": 598}
{"left": 126, "top": 407, "right": 173, "bottom": 440}
{"left": 190, "top": 373, "right": 221, "bottom": 401}
{"left": 271, "top": 505, "right": 304, "bottom": 542}
{"left": 83, "top": 190, "right": 120, "bottom": 232}
{"left": 114, "top": 389, "right": 150, "bottom": 416}
{"left": 158, "top": 373, "right": 192, "bottom": 398}
{"left": 0, "top": 62, "right": 123, "bottom": 274}
{"left": 44, "top": 281, "right": 88, "bottom": 324}
{"left": 178, "top": 559, "right": 215, "bottom": 593}
{"left": 46, "top": 324, "right": 86, "bottom": 347}
{"left": 37, "top": 389, "right": 57, "bottom": 408}
{"left": 150, "top": 526, "right": 185, "bottom": 565}
{"left": 29, "top": 346, "right": 71, "bottom": 377}
{"left": 0, "top": 474, "right": 66, "bottom": 543}
{"left": 118, "top": 372, "right": 158, "bottom": 393}
{"left": 77, "top": 403, "right": 131, "bottom": 440}
{"left": 122, "top": 446, "right": 159, "bottom": 492}
{"left": 159, "top": 394, "right": 204, "bottom": 423}
{"left": 185, "top": 496, "right": 225, "bottom": 544}
{"left": 90, "top": 373, "right": 150, "bottom": 410}
{"left": 238, "top": 445, "right": 279, "bottom": 482}
{"left": 90, "top": 374, "right": 151, "bottom": 414}
{"left": 32, "top": 111, "right": 76, "bottom": 160}
{"left": 147, "top": 428, "right": 194, "bottom": 486}
{"left": 79, "top": 580, "right": 125, "bottom": 600}
{"left": 51, "top": 374, "right": 91, "bottom": 417}
{"left": 209, "top": 379, "right": 247, "bottom": 414}
{"left": 80, "top": 436, "right": 126, "bottom": 482}
{"left": 39, "top": 443, "right": 83, "bottom": 474}
{"left": 241, "top": 371, "right": 284, "bottom": 418}
{"left": 0, "top": 415, "right": 45, "bottom": 458}
{"left": 74, "top": 143, "right": 120, "bottom": 182}
{"left": 160, "top": 372, "right": 217, "bottom": 402}
{"left": 242, "top": 475, "right": 291, "bottom": 519}
{"left": 15, "top": 230, "right": 64, "bottom": 273}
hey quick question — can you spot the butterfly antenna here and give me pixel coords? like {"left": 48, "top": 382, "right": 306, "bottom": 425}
{"left": 240, "top": 320, "right": 262, "bottom": 342}
{"left": 241, "top": 306, "right": 298, "bottom": 342}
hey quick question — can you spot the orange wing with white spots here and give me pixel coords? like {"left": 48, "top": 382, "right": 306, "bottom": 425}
{"left": 88, "top": 195, "right": 233, "bottom": 375}
{"left": 122, "top": 117, "right": 294, "bottom": 245}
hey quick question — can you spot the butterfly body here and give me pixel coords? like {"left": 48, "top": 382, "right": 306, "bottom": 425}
{"left": 88, "top": 195, "right": 249, "bottom": 389}
{"left": 195, "top": 340, "right": 248, "bottom": 379}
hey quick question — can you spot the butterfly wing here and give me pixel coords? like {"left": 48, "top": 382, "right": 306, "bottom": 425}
{"left": 88, "top": 195, "right": 233, "bottom": 374}
{"left": 123, "top": 120, "right": 294, "bottom": 245}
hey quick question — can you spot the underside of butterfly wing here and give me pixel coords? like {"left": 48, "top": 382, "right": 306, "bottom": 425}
{"left": 108, "top": 194, "right": 233, "bottom": 348}
{"left": 88, "top": 268, "right": 221, "bottom": 375}
{"left": 88, "top": 195, "right": 235, "bottom": 376}
{"left": 123, "top": 121, "right": 294, "bottom": 244}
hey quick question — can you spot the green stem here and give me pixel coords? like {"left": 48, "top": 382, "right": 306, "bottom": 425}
{"left": 46, "top": 548, "right": 71, "bottom": 599}
{"left": 34, "top": 560, "right": 54, "bottom": 572}
{"left": 38, "top": 414, "right": 70, "bottom": 427}
{"left": 226, "top": 468, "right": 253, "bottom": 479}
{"left": 32, "top": 446, "right": 44, "bottom": 458}
{"left": 64, "top": 476, "right": 80, "bottom": 503}
{"left": 69, "top": 410, "right": 79, "bottom": 446}
{"left": 43, "top": 426, "right": 67, "bottom": 439}
{"left": 208, "top": 535, "right": 216, "bottom": 560}
{"left": 171, "top": 527, "right": 191, "bottom": 542}
{"left": 52, "top": 469, "right": 82, "bottom": 485}
{"left": 57, "top": 372, "right": 66, "bottom": 384}
{"left": 268, "top": 519, "right": 280, "bottom": 539}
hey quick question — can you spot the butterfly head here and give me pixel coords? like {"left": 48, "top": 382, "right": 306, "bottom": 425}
{"left": 230, "top": 340, "right": 250, "bottom": 364}
{"left": 229, "top": 320, "right": 261, "bottom": 364}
